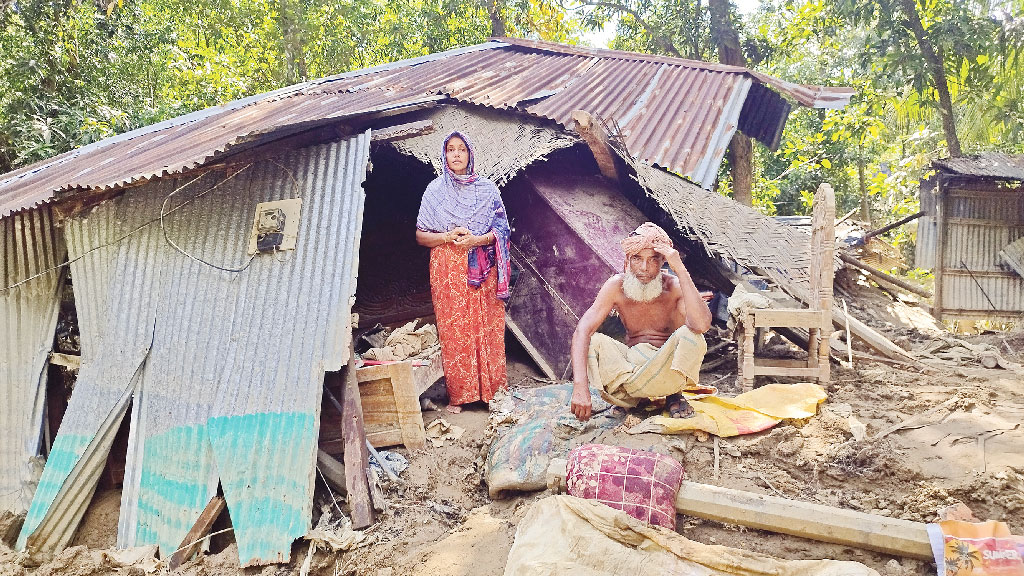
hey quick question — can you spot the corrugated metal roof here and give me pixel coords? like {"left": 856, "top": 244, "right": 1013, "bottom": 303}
{"left": 1, "top": 207, "right": 65, "bottom": 515}
{"left": 19, "top": 135, "right": 370, "bottom": 566}
{"left": 0, "top": 39, "right": 853, "bottom": 217}
{"left": 935, "top": 153, "right": 1024, "bottom": 180}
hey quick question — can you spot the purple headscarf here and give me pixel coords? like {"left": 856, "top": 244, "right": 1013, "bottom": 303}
{"left": 417, "top": 131, "right": 511, "bottom": 301}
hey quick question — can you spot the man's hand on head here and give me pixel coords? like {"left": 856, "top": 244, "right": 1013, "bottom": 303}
{"left": 571, "top": 384, "right": 592, "bottom": 421}
{"left": 652, "top": 244, "right": 684, "bottom": 270}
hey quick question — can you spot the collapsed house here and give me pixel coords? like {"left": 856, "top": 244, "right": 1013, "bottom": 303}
{"left": 0, "top": 38, "right": 857, "bottom": 566}
{"left": 915, "top": 153, "right": 1024, "bottom": 324}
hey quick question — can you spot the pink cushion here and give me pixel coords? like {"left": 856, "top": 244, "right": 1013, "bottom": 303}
{"left": 565, "top": 443, "right": 684, "bottom": 530}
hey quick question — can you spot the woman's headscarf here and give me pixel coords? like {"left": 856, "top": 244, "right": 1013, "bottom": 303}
{"left": 416, "top": 131, "right": 511, "bottom": 301}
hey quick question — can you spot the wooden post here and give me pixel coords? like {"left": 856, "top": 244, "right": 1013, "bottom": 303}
{"left": 933, "top": 176, "right": 947, "bottom": 321}
{"left": 167, "top": 496, "right": 226, "bottom": 570}
{"left": 341, "top": 344, "right": 375, "bottom": 529}
{"left": 546, "top": 459, "right": 932, "bottom": 560}
{"left": 571, "top": 110, "right": 620, "bottom": 181}
{"left": 741, "top": 313, "right": 755, "bottom": 392}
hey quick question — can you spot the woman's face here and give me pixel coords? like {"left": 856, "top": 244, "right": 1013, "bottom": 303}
{"left": 445, "top": 136, "right": 469, "bottom": 175}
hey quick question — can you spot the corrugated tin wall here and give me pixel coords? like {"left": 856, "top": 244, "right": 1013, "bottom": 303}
{"left": 18, "top": 134, "right": 370, "bottom": 566}
{"left": 917, "top": 181, "right": 1024, "bottom": 315}
{"left": 17, "top": 186, "right": 166, "bottom": 552}
{"left": 0, "top": 207, "right": 65, "bottom": 515}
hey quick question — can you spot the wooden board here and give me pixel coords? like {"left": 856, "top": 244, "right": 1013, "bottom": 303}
{"left": 752, "top": 309, "right": 830, "bottom": 329}
{"left": 546, "top": 459, "right": 933, "bottom": 560}
{"left": 167, "top": 496, "right": 226, "bottom": 570}
{"left": 341, "top": 356, "right": 375, "bottom": 529}
{"left": 356, "top": 362, "right": 427, "bottom": 450}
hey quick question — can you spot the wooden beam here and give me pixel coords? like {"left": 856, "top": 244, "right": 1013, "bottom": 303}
{"left": 316, "top": 449, "right": 348, "bottom": 496}
{"left": 546, "top": 459, "right": 932, "bottom": 559}
{"left": 839, "top": 253, "right": 932, "bottom": 298}
{"left": 167, "top": 496, "right": 226, "bottom": 570}
{"left": 341, "top": 345, "right": 375, "bottom": 529}
{"left": 505, "top": 314, "right": 558, "bottom": 380}
{"left": 49, "top": 352, "right": 81, "bottom": 370}
{"left": 370, "top": 120, "right": 435, "bottom": 142}
{"left": 571, "top": 110, "right": 620, "bottom": 181}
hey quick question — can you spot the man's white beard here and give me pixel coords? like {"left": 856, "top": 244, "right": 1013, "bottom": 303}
{"left": 622, "top": 271, "right": 663, "bottom": 303}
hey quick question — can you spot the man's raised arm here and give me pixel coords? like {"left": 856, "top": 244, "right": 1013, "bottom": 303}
{"left": 569, "top": 277, "right": 618, "bottom": 421}
{"left": 654, "top": 246, "right": 712, "bottom": 334}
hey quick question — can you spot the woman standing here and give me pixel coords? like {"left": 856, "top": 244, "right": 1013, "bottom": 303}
{"left": 416, "top": 131, "right": 510, "bottom": 413}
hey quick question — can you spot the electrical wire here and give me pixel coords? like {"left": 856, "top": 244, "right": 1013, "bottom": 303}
{"left": 159, "top": 165, "right": 258, "bottom": 273}
{"left": 1, "top": 165, "right": 254, "bottom": 292}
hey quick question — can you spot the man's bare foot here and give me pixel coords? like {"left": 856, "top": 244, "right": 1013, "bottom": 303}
{"left": 446, "top": 404, "right": 462, "bottom": 414}
{"left": 666, "top": 395, "right": 695, "bottom": 419}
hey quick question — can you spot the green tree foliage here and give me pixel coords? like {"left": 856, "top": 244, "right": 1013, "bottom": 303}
{"left": 0, "top": 0, "right": 581, "bottom": 173}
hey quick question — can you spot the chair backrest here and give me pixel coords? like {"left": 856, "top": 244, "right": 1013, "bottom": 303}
{"left": 808, "top": 183, "right": 836, "bottom": 313}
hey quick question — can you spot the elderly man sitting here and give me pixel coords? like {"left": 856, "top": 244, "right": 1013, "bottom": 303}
{"left": 569, "top": 223, "right": 712, "bottom": 422}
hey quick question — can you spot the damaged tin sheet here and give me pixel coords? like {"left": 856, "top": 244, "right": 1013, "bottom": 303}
{"left": 0, "top": 207, "right": 65, "bottom": 516}
{"left": 18, "top": 135, "right": 371, "bottom": 567}
{"left": 0, "top": 39, "right": 852, "bottom": 217}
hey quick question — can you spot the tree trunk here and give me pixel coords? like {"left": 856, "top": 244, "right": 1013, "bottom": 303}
{"left": 897, "top": 0, "right": 961, "bottom": 156}
{"left": 709, "top": 0, "right": 753, "bottom": 205}
{"left": 279, "top": 0, "right": 307, "bottom": 84}
{"left": 487, "top": 0, "right": 507, "bottom": 37}
{"left": 729, "top": 137, "right": 753, "bottom": 206}
{"left": 858, "top": 140, "right": 870, "bottom": 224}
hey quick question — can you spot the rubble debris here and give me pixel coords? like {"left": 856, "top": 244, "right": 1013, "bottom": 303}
{"left": 548, "top": 459, "right": 933, "bottom": 559}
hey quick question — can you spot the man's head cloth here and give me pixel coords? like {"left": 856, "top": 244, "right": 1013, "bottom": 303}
{"left": 621, "top": 222, "right": 672, "bottom": 272}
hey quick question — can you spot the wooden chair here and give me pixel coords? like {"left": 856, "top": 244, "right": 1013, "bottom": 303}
{"left": 737, "top": 183, "right": 835, "bottom": 391}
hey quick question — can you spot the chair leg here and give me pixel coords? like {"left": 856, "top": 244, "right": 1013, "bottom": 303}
{"left": 807, "top": 328, "right": 819, "bottom": 368}
{"left": 818, "top": 327, "right": 831, "bottom": 385}
{"left": 741, "top": 314, "right": 755, "bottom": 393}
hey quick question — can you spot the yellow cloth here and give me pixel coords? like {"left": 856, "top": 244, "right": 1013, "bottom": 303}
{"left": 629, "top": 382, "right": 828, "bottom": 437}
{"left": 587, "top": 326, "right": 707, "bottom": 408}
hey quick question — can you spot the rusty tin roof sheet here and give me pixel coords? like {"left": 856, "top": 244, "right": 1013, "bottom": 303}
{"left": 0, "top": 39, "right": 854, "bottom": 217}
{"left": 934, "top": 153, "right": 1024, "bottom": 180}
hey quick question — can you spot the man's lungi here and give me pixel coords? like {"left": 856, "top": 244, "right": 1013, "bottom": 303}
{"left": 587, "top": 326, "right": 707, "bottom": 408}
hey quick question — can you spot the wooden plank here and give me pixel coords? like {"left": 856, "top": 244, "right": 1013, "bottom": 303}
{"left": 505, "top": 314, "right": 558, "bottom": 380}
{"left": 167, "top": 496, "right": 226, "bottom": 570}
{"left": 752, "top": 366, "right": 824, "bottom": 377}
{"left": 388, "top": 363, "right": 427, "bottom": 449}
{"left": 316, "top": 449, "right": 347, "bottom": 496}
{"left": 369, "top": 119, "right": 434, "bottom": 142}
{"left": 839, "top": 253, "right": 932, "bottom": 298}
{"left": 752, "top": 309, "right": 829, "bottom": 329}
{"left": 413, "top": 354, "right": 445, "bottom": 397}
{"left": 546, "top": 459, "right": 932, "bottom": 559}
{"left": 571, "top": 110, "right": 620, "bottom": 181}
{"left": 832, "top": 308, "right": 916, "bottom": 361}
{"left": 356, "top": 362, "right": 426, "bottom": 450}
{"left": 49, "top": 352, "right": 81, "bottom": 370}
{"left": 341, "top": 347, "right": 375, "bottom": 529}
{"left": 752, "top": 358, "right": 811, "bottom": 369}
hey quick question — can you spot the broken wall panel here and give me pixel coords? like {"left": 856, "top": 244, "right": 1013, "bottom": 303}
{"left": 17, "top": 189, "right": 167, "bottom": 552}
{"left": 18, "top": 135, "right": 370, "bottom": 566}
{"left": 505, "top": 167, "right": 646, "bottom": 374}
{"left": 119, "top": 135, "right": 371, "bottom": 566}
{"left": 0, "top": 207, "right": 65, "bottom": 515}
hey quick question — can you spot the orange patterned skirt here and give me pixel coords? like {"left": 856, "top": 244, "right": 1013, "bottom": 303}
{"left": 429, "top": 243, "right": 507, "bottom": 406}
